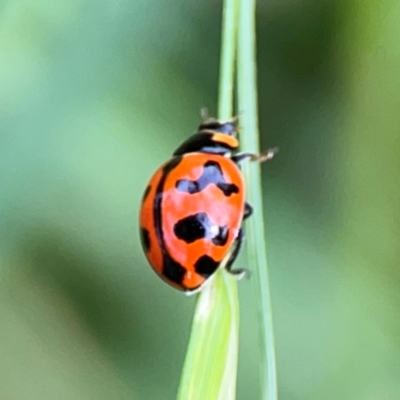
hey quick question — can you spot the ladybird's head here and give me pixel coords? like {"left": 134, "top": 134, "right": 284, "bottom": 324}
{"left": 197, "top": 117, "right": 238, "bottom": 137}
{"left": 173, "top": 116, "right": 240, "bottom": 156}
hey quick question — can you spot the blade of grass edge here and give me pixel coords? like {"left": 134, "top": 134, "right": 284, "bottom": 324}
{"left": 176, "top": 270, "right": 239, "bottom": 400}
{"left": 237, "top": 0, "right": 278, "bottom": 399}
{"left": 177, "top": 0, "right": 240, "bottom": 398}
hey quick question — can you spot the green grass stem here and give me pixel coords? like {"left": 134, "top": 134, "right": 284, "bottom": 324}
{"left": 218, "top": 0, "right": 239, "bottom": 120}
{"left": 237, "top": 0, "right": 278, "bottom": 399}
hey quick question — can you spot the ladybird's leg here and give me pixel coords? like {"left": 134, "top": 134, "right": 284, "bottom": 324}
{"left": 231, "top": 152, "right": 257, "bottom": 164}
{"left": 232, "top": 147, "right": 279, "bottom": 165}
{"left": 225, "top": 229, "right": 250, "bottom": 280}
{"left": 243, "top": 202, "right": 253, "bottom": 220}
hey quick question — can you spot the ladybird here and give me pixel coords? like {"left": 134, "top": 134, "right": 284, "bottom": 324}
{"left": 139, "top": 117, "right": 276, "bottom": 294}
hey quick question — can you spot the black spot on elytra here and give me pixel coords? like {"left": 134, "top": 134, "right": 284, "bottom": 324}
{"left": 174, "top": 213, "right": 208, "bottom": 243}
{"left": 140, "top": 227, "right": 151, "bottom": 252}
{"left": 176, "top": 160, "right": 239, "bottom": 197}
{"left": 174, "top": 212, "right": 229, "bottom": 246}
{"left": 194, "top": 255, "right": 220, "bottom": 277}
{"left": 212, "top": 226, "right": 229, "bottom": 246}
{"left": 217, "top": 181, "right": 239, "bottom": 196}
{"left": 163, "top": 256, "right": 186, "bottom": 284}
{"left": 142, "top": 185, "right": 151, "bottom": 202}
{"left": 163, "top": 156, "right": 183, "bottom": 174}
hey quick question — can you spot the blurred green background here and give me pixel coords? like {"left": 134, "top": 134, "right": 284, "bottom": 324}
{"left": 1, "top": 0, "right": 400, "bottom": 399}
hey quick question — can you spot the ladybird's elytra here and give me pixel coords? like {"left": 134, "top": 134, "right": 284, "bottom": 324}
{"left": 139, "top": 117, "right": 268, "bottom": 294}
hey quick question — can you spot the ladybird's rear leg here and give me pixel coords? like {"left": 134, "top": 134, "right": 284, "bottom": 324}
{"left": 225, "top": 229, "right": 251, "bottom": 280}
{"left": 225, "top": 204, "right": 254, "bottom": 278}
{"left": 225, "top": 203, "right": 254, "bottom": 279}
{"left": 232, "top": 147, "right": 279, "bottom": 165}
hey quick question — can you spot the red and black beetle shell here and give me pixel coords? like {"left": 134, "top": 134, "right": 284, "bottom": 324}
{"left": 139, "top": 118, "right": 255, "bottom": 293}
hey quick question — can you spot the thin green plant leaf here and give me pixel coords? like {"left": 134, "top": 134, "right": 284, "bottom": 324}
{"left": 237, "top": 0, "right": 278, "bottom": 399}
{"left": 177, "top": 0, "right": 240, "bottom": 399}
{"left": 218, "top": 0, "right": 239, "bottom": 120}
{"left": 177, "top": 270, "right": 239, "bottom": 400}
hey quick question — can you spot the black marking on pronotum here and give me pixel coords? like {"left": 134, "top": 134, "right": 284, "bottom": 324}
{"left": 173, "top": 212, "right": 229, "bottom": 246}
{"left": 175, "top": 160, "right": 239, "bottom": 197}
{"left": 194, "top": 255, "right": 220, "bottom": 277}
{"left": 173, "top": 132, "right": 237, "bottom": 156}
{"left": 140, "top": 227, "right": 151, "bottom": 252}
{"left": 154, "top": 156, "right": 187, "bottom": 285}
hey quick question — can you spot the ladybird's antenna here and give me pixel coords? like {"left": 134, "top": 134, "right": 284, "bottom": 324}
{"left": 200, "top": 107, "right": 210, "bottom": 121}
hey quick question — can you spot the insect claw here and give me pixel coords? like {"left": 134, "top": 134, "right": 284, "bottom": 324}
{"left": 255, "top": 147, "right": 279, "bottom": 162}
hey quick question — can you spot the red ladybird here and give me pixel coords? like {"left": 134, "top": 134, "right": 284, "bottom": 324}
{"left": 139, "top": 118, "right": 275, "bottom": 294}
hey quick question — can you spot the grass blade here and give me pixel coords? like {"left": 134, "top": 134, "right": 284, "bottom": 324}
{"left": 177, "top": 271, "right": 239, "bottom": 400}
{"left": 237, "top": 0, "right": 278, "bottom": 399}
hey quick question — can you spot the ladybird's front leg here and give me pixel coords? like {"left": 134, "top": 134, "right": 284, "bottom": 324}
{"left": 231, "top": 147, "right": 279, "bottom": 165}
